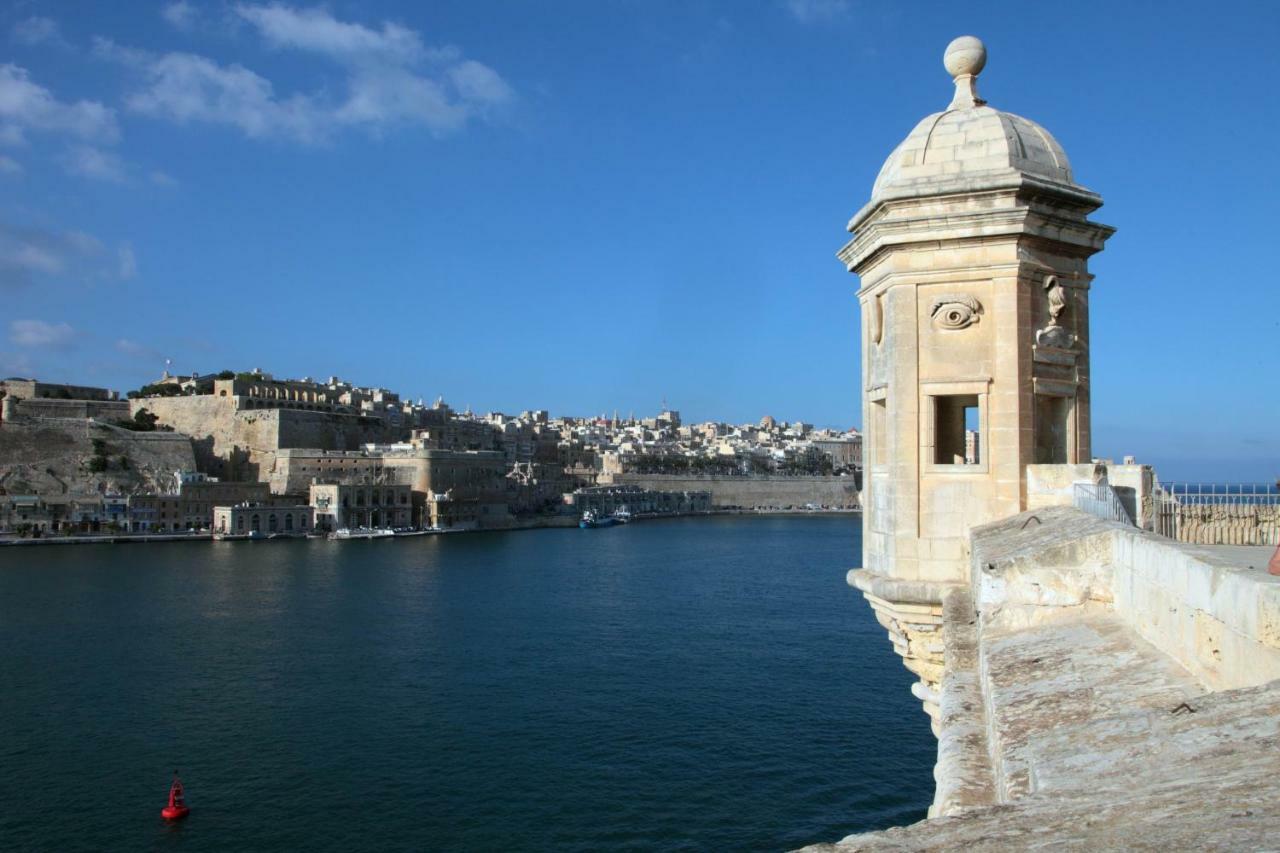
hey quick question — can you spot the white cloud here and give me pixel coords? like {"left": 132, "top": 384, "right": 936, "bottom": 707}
{"left": 11, "top": 17, "right": 71, "bottom": 50}
{"left": 448, "top": 60, "right": 513, "bottom": 108}
{"left": 61, "top": 144, "right": 127, "bottom": 182}
{"left": 103, "top": 5, "right": 513, "bottom": 143}
{"left": 785, "top": 0, "right": 850, "bottom": 23}
{"left": 117, "top": 244, "right": 137, "bottom": 279}
{"left": 161, "top": 1, "right": 199, "bottom": 31}
{"left": 0, "top": 222, "right": 130, "bottom": 289}
{"left": 124, "top": 50, "right": 323, "bottom": 141}
{"left": 10, "top": 319, "right": 77, "bottom": 348}
{"left": 0, "top": 64, "right": 119, "bottom": 145}
{"left": 150, "top": 170, "right": 177, "bottom": 186}
{"left": 0, "top": 154, "right": 21, "bottom": 175}
{"left": 235, "top": 3, "right": 428, "bottom": 64}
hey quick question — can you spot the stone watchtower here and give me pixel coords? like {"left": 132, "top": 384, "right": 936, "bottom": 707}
{"left": 840, "top": 37, "right": 1113, "bottom": 726}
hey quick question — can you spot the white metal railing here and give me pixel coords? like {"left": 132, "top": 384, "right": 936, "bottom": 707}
{"left": 1150, "top": 481, "right": 1280, "bottom": 546}
{"left": 1072, "top": 482, "right": 1135, "bottom": 526}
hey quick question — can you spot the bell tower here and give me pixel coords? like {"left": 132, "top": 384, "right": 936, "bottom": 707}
{"left": 840, "top": 37, "right": 1114, "bottom": 724}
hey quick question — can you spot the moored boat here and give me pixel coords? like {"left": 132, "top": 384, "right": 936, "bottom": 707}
{"left": 579, "top": 510, "right": 621, "bottom": 529}
{"left": 328, "top": 527, "right": 395, "bottom": 540}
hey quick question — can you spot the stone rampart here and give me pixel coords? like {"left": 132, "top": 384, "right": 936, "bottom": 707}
{"left": 9, "top": 399, "right": 131, "bottom": 420}
{"left": 820, "top": 507, "right": 1280, "bottom": 850}
{"left": 136, "top": 397, "right": 404, "bottom": 481}
{"left": 599, "top": 473, "right": 860, "bottom": 510}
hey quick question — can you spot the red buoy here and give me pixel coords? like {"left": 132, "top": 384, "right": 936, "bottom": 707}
{"left": 161, "top": 773, "right": 190, "bottom": 821}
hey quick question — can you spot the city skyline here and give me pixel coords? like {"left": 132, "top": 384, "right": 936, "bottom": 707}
{"left": 2, "top": 1, "right": 1277, "bottom": 480}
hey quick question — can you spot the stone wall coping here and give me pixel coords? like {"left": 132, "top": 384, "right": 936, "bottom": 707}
{"left": 847, "top": 567, "right": 960, "bottom": 606}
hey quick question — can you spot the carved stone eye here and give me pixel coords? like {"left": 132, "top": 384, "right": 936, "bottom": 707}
{"left": 930, "top": 294, "right": 982, "bottom": 330}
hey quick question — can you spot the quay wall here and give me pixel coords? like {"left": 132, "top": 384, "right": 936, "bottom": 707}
{"left": 599, "top": 473, "right": 860, "bottom": 510}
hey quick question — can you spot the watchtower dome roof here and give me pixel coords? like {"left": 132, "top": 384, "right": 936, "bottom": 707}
{"left": 870, "top": 36, "right": 1075, "bottom": 202}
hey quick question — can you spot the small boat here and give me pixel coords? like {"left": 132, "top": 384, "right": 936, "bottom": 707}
{"left": 613, "top": 506, "right": 632, "bottom": 523}
{"left": 579, "top": 510, "right": 621, "bottom": 529}
{"left": 328, "top": 527, "right": 396, "bottom": 540}
{"left": 161, "top": 773, "right": 189, "bottom": 821}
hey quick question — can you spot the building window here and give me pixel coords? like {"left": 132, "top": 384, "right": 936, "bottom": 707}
{"left": 931, "top": 394, "right": 981, "bottom": 466}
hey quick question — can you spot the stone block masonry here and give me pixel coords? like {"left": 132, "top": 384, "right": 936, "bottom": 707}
{"left": 136, "top": 396, "right": 403, "bottom": 482}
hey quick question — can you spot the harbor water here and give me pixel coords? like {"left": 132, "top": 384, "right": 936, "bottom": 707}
{"left": 0, "top": 516, "right": 934, "bottom": 851}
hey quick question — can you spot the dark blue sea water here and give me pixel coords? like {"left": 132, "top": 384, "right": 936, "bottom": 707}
{"left": 0, "top": 516, "right": 935, "bottom": 851}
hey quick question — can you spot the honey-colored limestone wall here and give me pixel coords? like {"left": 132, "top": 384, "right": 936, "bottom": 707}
{"left": 136, "top": 397, "right": 402, "bottom": 482}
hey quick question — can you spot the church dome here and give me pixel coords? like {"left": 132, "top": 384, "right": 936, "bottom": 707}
{"left": 870, "top": 36, "right": 1075, "bottom": 202}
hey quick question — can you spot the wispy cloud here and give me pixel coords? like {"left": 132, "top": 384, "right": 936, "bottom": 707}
{"left": 150, "top": 169, "right": 177, "bottom": 187}
{"left": 61, "top": 144, "right": 127, "bottom": 182}
{"left": 99, "top": 3, "right": 513, "bottom": 144}
{"left": 161, "top": 1, "right": 199, "bottom": 32}
{"left": 0, "top": 154, "right": 21, "bottom": 175}
{"left": 0, "top": 63, "right": 119, "bottom": 145}
{"left": 117, "top": 244, "right": 137, "bottom": 279}
{"left": 10, "top": 319, "right": 78, "bottom": 349}
{"left": 0, "top": 221, "right": 132, "bottom": 289}
{"left": 11, "top": 16, "right": 72, "bottom": 50}
{"left": 784, "top": 0, "right": 851, "bottom": 23}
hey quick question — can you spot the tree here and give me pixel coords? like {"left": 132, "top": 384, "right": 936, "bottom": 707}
{"left": 88, "top": 457, "right": 108, "bottom": 473}
{"left": 216, "top": 370, "right": 236, "bottom": 380}
{"left": 133, "top": 408, "right": 159, "bottom": 430}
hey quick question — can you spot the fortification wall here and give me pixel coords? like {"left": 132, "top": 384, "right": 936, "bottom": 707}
{"left": 600, "top": 473, "right": 860, "bottom": 509}
{"left": 133, "top": 396, "right": 260, "bottom": 479}
{"left": 0, "top": 418, "right": 195, "bottom": 496}
{"left": 9, "top": 399, "right": 131, "bottom": 420}
{"left": 134, "top": 396, "right": 407, "bottom": 482}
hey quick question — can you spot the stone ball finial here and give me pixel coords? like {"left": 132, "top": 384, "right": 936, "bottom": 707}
{"left": 944, "top": 36, "right": 986, "bottom": 79}
{"left": 944, "top": 36, "right": 986, "bottom": 109}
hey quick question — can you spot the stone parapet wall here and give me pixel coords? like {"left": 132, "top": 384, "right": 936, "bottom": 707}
{"left": 9, "top": 399, "right": 131, "bottom": 420}
{"left": 600, "top": 473, "right": 860, "bottom": 510}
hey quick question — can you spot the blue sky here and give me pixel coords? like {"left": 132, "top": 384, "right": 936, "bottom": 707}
{"left": 2, "top": 0, "right": 1277, "bottom": 480}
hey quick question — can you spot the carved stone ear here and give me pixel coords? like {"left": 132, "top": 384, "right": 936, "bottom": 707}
{"left": 930, "top": 294, "right": 982, "bottom": 330}
{"left": 869, "top": 293, "right": 884, "bottom": 345}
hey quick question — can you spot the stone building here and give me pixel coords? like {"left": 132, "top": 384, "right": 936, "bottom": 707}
{"left": 381, "top": 447, "right": 510, "bottom": 529}
{"left": 213, "top": 503, "right": 315, "bottom": 536}
{"left": 0, "top": 379, "right": 115, "bottom": 402}
{"left": 212, "top": 374, "right": 341, "bottom": 412}
{"left": 269, "top": 449, "right": 387, "bottom": 495}
{"left": 309, "top": 482, "right": 412, "bottom": 531}
{"left": 128, "top": 476, "right": 272, "bottom": 532}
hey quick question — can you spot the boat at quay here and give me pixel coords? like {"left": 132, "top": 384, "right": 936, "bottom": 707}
{"left": 328, "top": 527, "right": 396, "bottom": 540}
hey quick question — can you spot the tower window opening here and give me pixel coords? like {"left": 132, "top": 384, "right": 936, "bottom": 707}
{"left": 934, "top": 394, "right": 980, "bottom": 465}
